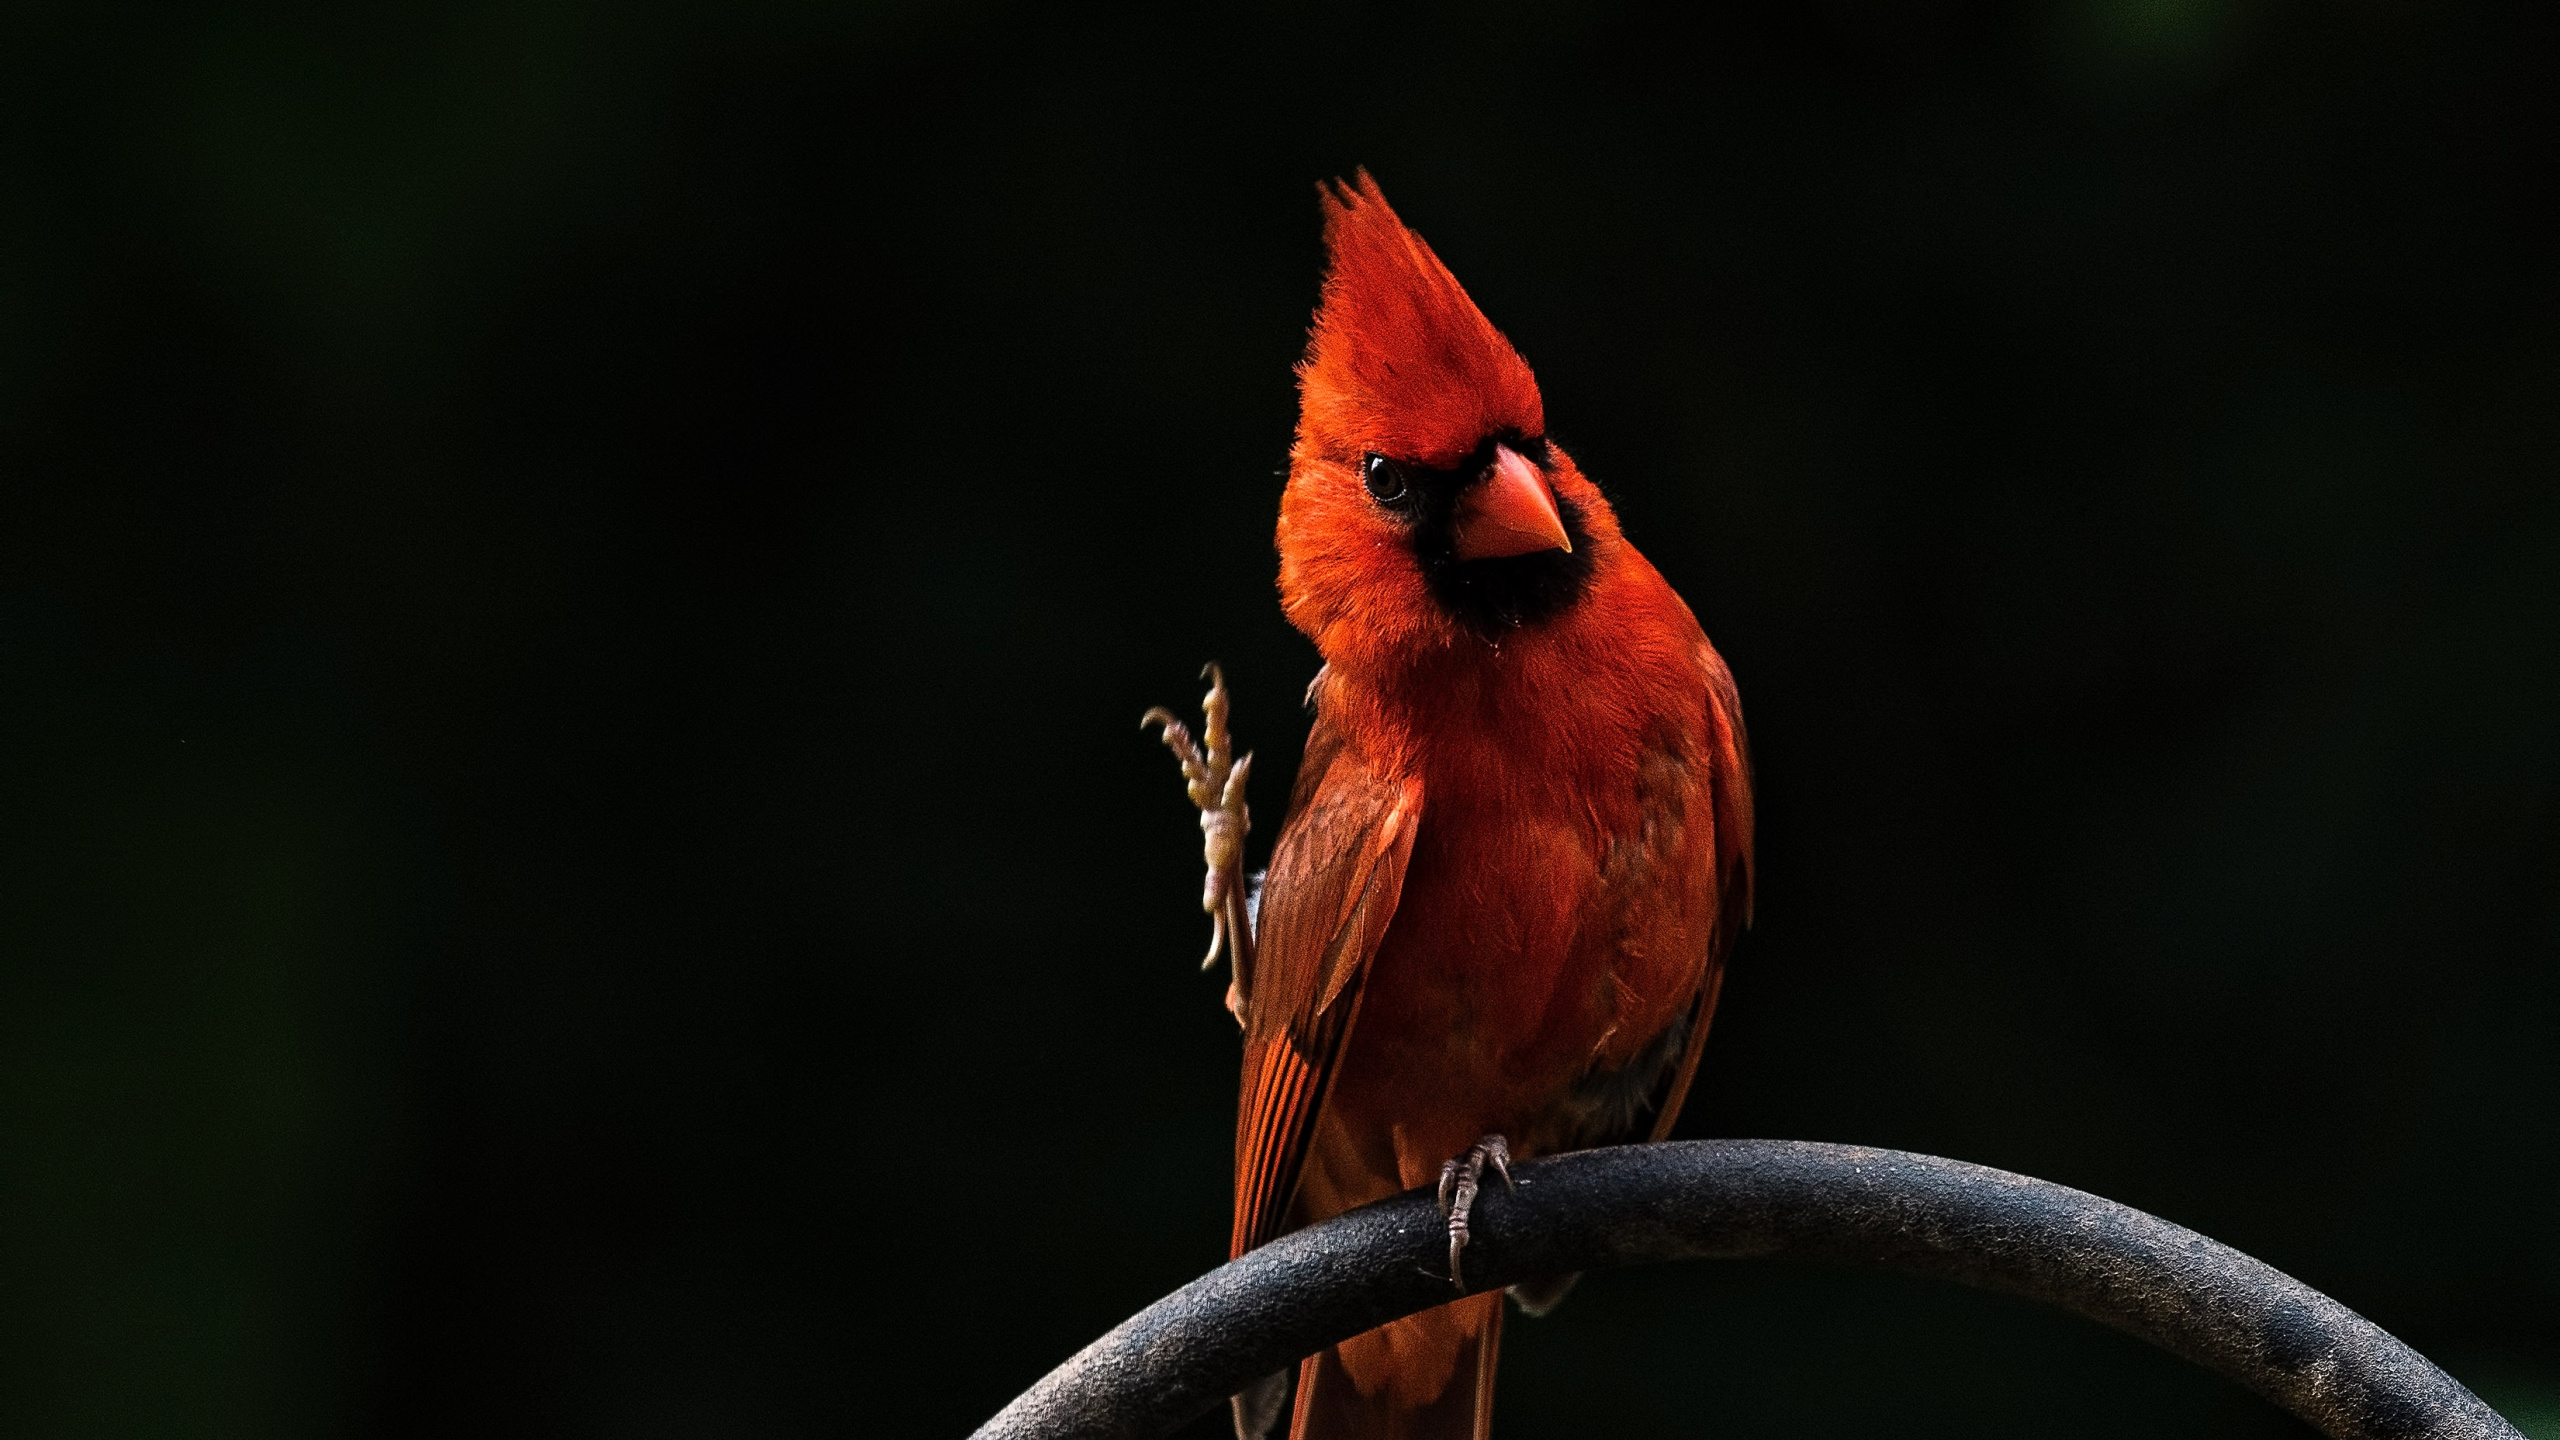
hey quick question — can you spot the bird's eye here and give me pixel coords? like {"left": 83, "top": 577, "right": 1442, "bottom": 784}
{"left": 1362, "top": 453, "right": 1409, "bottom": 505}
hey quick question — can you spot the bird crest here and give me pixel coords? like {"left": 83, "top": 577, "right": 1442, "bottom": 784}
{"left": 1297, "top": 172, "right": 1545, "bottom": 470}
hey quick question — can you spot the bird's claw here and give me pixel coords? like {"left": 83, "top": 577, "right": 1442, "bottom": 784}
{"left": 1436, "top": 1134, "right": 1512, "bottom": 1290}
{"left": 1143, "top": 664, "right": 1255, "bottom": 1016}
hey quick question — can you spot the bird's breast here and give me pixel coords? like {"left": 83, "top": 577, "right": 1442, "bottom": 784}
{"left": 1332, "top": 721, "right": 1706, "bottom": 1156}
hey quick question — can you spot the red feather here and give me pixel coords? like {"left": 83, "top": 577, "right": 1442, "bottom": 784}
{"left": 1232, "top": 173, "right": 1753, "bottom": 1440}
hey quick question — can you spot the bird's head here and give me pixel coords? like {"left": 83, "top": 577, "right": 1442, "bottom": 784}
{"left": 1278, "top": 172, "right": 1618, "bottom": 670}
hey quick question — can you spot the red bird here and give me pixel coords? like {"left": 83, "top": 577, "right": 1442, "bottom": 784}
{"left": 1147, "top": 173, "right": 1754, "bottom": 1440}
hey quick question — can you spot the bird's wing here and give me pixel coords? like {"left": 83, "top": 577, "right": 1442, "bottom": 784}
{"left": 1641, "top": 641, "right": 1757, "bottom": 1141}
{"left": 1229, "top": 701, "right": 1422, "bottom": 1258}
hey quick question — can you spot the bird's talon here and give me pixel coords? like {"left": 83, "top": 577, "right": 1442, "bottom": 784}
{"left": 1200, "top": 908, "right": 1225, "bottom": 972}
{"left": 1144, "top": 664, "right": 1257, "bottom": 1010}
{"left": 1437, "top": 1134, "right": 1509, "bottom": 1291}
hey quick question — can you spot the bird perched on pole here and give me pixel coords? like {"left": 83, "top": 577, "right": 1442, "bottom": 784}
{"left": 1146, "top": 172, "right": 1754, "bottom": 1440}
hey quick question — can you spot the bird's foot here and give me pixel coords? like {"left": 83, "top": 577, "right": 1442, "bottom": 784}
{"left": 1507, "top": 1270, "right": 1581, "bottom": 1316}
{"left": 1142, "top": 664, "right": 1255, "bottom": 1017}
{"left": 1229, "top": 1369, "right": 1290, "bottom": 1440}
{"left": 1435, "top": 1134, "right": 1513, "bottom": 1290}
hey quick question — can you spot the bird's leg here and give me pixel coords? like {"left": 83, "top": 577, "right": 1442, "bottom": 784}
{"left": 1141, "top": 663, "right": 1255, "bottom": 1023}
{"left": 1435, "top": 1134, "right": 1513, "bottom": 1290}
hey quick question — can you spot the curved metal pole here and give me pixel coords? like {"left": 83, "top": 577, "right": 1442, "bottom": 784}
{"left": 975, "top": 1140, "right": 2520, "bottom": 1440}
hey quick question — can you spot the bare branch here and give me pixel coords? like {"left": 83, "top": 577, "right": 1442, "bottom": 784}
{"left": 975, "top": 1140, "right": 2520, "bottom": 1440}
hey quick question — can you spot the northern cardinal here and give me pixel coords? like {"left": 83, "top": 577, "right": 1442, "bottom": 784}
{"left": 1147, "top": 173, "right": 1753, "bottom": 1440}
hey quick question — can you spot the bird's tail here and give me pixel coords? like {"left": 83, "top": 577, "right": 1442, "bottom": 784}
{"left": 1284, "top": 1293, "right": 1504, "bottom": 1440}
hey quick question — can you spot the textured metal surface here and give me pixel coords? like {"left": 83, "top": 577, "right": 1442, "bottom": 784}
{"left": 975, "top": 1140, "right": 2519, "bottom": 1440}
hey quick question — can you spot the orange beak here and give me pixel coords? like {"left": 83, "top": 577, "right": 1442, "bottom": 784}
{"left": 1450, "top": 444, "right": 1572, "bottom": 561}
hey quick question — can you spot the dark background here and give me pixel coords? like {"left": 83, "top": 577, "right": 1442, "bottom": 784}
{"left": 4, "top": 2, "right": 2558, "bottom": 1436}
